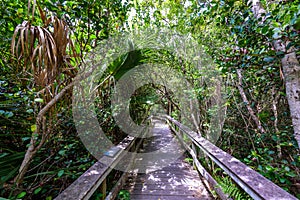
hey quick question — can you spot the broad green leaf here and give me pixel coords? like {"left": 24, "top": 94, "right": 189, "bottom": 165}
{"left": 31, "top": 124, "right": 37, "bottom": 132}
{"left": 284, "top": 166, "right": 290, "bottom": 172}
{"left": 279, "top": 177, "right": 286, "bottom": 183}
{"left": 58, "top": 150, "right": 66, "bottom": 156}
{"left": 17, "top": 191, "right": 26, "bottom": 198}
{"left": 26, "top": 109, "right": 34, "bottom": 113}
{"left": 286, "top": 172, "right": 296, "bottom": 177}
{"left": 34, "top": 187, "right": 42, "bottom": 194}
{"left": 265, "top": 165, "right": 273, "bottom": 171}
{"left": 57, "top": 170, "right": 64, "bottom": 177}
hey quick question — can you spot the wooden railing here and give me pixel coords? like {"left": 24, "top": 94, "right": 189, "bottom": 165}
{"left": 54, "top": 134, "right": 144, "bottom": 200}
{"left": 55, "top": 115, "right": 297, "bottom": 200}
{"left": 159, "top": 115, "right": 297, "bottom": 200}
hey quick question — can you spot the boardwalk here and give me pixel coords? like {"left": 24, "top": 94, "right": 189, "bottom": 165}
{"left": 55, "top": 117, "right": 298, "bottom": 200}
{"left": 122, "top": 119, "right": 214, "bottom": 200}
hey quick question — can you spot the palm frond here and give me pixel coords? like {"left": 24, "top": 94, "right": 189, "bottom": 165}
{"left": 11, "top": 13, "right": 78, "bottom": 87}
{"left": 0, "top": 152, "right": 25, "bottom": 185}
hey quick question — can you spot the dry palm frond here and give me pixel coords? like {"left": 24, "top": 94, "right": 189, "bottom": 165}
{"left": 11, "top": 8, "right": 78, "bottom": 87}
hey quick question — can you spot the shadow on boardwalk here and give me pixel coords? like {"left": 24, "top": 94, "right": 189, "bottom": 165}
{"left": 122, "top": 119, "right": 214, "bottom": 200}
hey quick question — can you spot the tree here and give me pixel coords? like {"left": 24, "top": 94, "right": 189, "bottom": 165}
{"left": 250, "top": 0, "right": 300, "bottom": 148}
{"left": 9, "top": 0, "right": 130, "bottom": 187}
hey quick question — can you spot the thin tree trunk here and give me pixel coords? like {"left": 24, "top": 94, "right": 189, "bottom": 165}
{"left": 271, "top": 86, "right": 282, "bottom": 158}
{"left": 15, "top": 69, "right": 100, "bottom": 185}
{"left": 15, "top": 83, "right": 75, "bottom": 185}
{"left": 237, "top": 69, "right": 266, "bottom": 133}
{"left": 251, "top": 0, "right": 300, "bottom": 148}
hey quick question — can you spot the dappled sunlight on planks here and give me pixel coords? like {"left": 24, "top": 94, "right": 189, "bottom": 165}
{"left": 122, "top": 120, "right": 214, "bottom": 200}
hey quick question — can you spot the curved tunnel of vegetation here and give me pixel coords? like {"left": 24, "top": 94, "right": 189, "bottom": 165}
{"left": 0, "top": 0, "right": 299, "bottom": 199}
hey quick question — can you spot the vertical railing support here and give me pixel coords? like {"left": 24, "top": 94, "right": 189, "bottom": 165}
{"left": 192, "top": 143, "right": 197, "bottom": 169}
{"left": 100, "top": 177, "right": 107, "bottom": 200}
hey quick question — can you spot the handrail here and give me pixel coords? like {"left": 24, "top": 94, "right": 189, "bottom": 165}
{"left": 167, "top": 121, "right": 231, "bottom": 200}
{"left": 54, "top": 135, "right": 140, "bottom": 200}
{"left": 160, "top": 115, "right": 297, "bottom": 200}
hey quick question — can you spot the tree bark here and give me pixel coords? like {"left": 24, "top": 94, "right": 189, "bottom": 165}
{"left": 251, "top": 0, "right": 300, "bottom": 148}
{"left": 15, "top": 82, "right": 75, "bottom": 185}
{"left": 15, "top": 69, "right": 99, "bottom": 185}
{"left": 237, "top": 69, "right": 266, "bottom": 134}
{"left": 271, "top": 86, "right": 282, "bottom": 158}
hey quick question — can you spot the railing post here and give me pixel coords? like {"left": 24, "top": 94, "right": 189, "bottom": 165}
{"left": 100, "top": 178, "right": 107, "bottom": 200}
{"left": 132, "top": 139, "right": 136, "bottom": 152}
{"left": 192, "top": 143, "right": 197, "bottom": 169}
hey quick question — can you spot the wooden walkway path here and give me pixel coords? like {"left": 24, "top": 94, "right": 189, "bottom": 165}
{"left": 122, "top": 119, "right": 214, "bottom": 200}
{"left": 55, "top": 116, "right": 298, "bottom": 200}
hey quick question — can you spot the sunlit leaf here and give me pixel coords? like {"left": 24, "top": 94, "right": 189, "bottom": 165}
{"left": 34, "top": 98, "right": 44, "bottom": 103}
{"left": 34, "top": 187, "right": 42, "bottom": 194}
{"left": 57, "top": 170, "right": 64, "bottom": 177}
{"left": 17, "top": 192, "right": 26, "bottom": 198}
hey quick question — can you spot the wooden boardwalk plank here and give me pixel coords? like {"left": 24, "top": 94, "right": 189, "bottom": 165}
{"left": 122, "top": 119, "right": 214, "bottom": 200}
{"left": 129, "top": 194, "right": 212, "bottom": 200}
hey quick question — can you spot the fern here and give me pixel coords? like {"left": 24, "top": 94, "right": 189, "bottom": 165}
{"left": 215, "top": 173, "right": 252, "bottom": 200}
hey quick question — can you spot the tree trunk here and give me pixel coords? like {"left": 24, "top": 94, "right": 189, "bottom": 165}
{"left": 281, "top": 51, "right": 300, "bottom": 148}
{"left": 15, "top": 78, "right": 78, "bottom": 185}
{"left": 237, "top": 69, "right": 266, "bottom": 134}
{"left": 15, "top": 137, "right": 40, "bottom": 186}
{"left": 251, "top": 0, "right": 300, "bottom": 148}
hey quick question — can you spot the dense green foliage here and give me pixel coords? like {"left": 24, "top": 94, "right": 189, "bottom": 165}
{"left": 0, "top": 0, "right": 299, "bottom": 199}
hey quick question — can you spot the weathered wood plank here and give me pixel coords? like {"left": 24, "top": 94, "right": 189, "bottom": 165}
{"left": 130, "top": 194, "right": 212, "bottom": 200}
{"left": 122, "top": 120, "right": 214, "bottom": 200}
{"left": 168, "top": 124, "right": 230, "bottom": 200}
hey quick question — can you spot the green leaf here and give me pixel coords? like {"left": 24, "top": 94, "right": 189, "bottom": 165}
{"left": 21, "top": 137, "right": 31, "bottom": 142}
{"left": 276, "top": 51, "right": 285, "bottom": 57}
{"left": 268, "top": 150, "right": 275, "bottom": 155}
{"left": 286, "top": 42, "right": 295, "bottom": 50}
{"left": 26, "top": 109, "right": 34, "bottom": 113}
{"left": 273, "top": 22, "right": 281, "bottom": 27}
{"left": 34, "top": 187, "right": 42, "bottom": 194}
{"left": 265, "top": 165, "right": 273, "bottom": 171}
{"left": 34, "top": 98, "right": 44, "bottom": 103}
{"left": 272, "top": 135, "right": 278, "bottom": 142}
{"left": 31, "top": 124, "right": 37, "bottom": 132}
{"left": 279, "top": 177, "right": 286, "bottom": 183}
{"left": 17, "top": 191, "right": 26, "bottom": 198}
{"left": 5, "top": 111, "right": 13, "bottom": 118}
{"left": 286, "top": 172, "right": 296, "bottom": 177}
{"left": 263, "top": 57, "right": 275, "bottom": 62}
{"left": 58, "top": 150, "right": 66, "bottom": 156}
{"left": 284, "top": 166, "right": 290, "bottom": 172}
{"left": 261, "top": 26, "right": 269, "bottom": 34}
{"left": 58, "top": 170, "right": 64, "bottom": 177}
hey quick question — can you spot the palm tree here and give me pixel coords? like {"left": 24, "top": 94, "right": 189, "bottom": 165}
{"left": 11, "top": 3, "right": 78, "bottom": 185}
